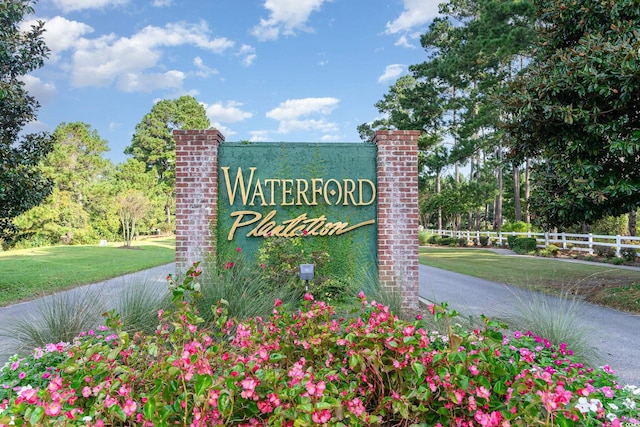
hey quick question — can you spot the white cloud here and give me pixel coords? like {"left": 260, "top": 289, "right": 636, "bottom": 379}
{"left": 152, "top": 0, "right": 172, "bottom": 6}
{"left": 24, "top": 16, "right": 93, "bottom": 62}
{"left": 266, "top": 97, "right": 340, "bottom": 135}
{"left": 249, "top": 130, "right": 270, "bottom": 142}
{"left": 320, "top": 133, "right": 340, "bottom": 142}
{"left": 252, "top": 0, "right": 329, "bottom": 41}
{"left": 211, "top": 123, "right": 235, "bottom": 137}
{"left": 378, "top": 64, "right": 405, "bottom": 83}
{"left": 42, "top": 20, "right": 234, "bottom": 92}
{"left": 205, "top": 101, "right": 252, "bottom": 123}
{"left": 385, "top": 0, "right": 441, "bottom": 34}
{"left": 193, "top": 57, "right": 219, "bottom": 78}
{"left": 52, "top": 0, "right": 128, "bottom": 12}
{"left": 20, "top": 75, "right": 56, "bottom": 104}
{"left": 395, "top": 35, "right": 416, "bottom": 49}
{"left": 266, "top": 97, "right": 339, "bottom": 121}
{"left": 118, "top": 70, "right": 185, "bottom": 92}
{"left": 237, "top": 45, "right": 257, "bottom": 67}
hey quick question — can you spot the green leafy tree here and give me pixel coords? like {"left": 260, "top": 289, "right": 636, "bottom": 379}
{"left": 0, "top": 0, "right": 53, "bottom": 240}
{"left": 117, "top": 190, "right": 151, "bottom": 247}
{"left": 504, "top": 0, "right": 640, "bottom": 229}
{"left": 126, "top": 95, "right": 210, "bottom": 225}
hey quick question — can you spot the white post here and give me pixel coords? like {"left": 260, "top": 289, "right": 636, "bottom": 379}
{"left": 588, "top": 234, "right": 594, "bottom": 255}
{"left": 561, "top": 232, "right": 566, "bottom": 249}
{"left": 615, "top": 235, "right": 621, "bottom": 257}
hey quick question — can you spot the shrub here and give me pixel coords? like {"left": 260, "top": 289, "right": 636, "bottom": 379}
{"left": 539, "top": 244, "right": 561, "bottom": 257}
{"left": 621, "top": 248, "right": 638, "bottom": 262}
{"left": 2, "top": 269, "right": 640, "bottom": 427}
{"left": 609, "top": 257, "right": 625, "bottom": 265}
{"left": 511, "top": 237, "right": 537, "bottom": 254}
{"left": 507, "top": 234, "right": 519, "bottom": 249}
{"left": 438, "top": 237, "right": 458, "bottom": 246}
{"left": 418, "top": 229, "right": 430, "bottom": 245}
{"left": 502, "top": 221, "right": 530, "bottom": 233}
{"left": 479, "top": 235, "right": 490, "bottom": 247}
{"left": 595, "top": 246, "right": 616, "bottom": 258}
{"left": 427, "top": 234, "right": 441, "bottom": 245}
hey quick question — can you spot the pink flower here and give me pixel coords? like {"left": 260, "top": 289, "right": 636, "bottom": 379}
{"left": 260, "top": 263, "right": 267, "bottom": 269}
{"left": 236, "top": 247, "right": 242, "bottom": 253}
{"left": 303, "top": 230, "right": 308, "bottom": 236}
{"left": 403, "top": 325, "right": 415, "bottom": 336}
{"left": 304, "top": 293, "right": 314, "bottom": 301}
{"left": 44, "top": 401, "right": 62, "bottom": 416}
{"left": 274, "top": 299, "right": 282, "bottom": 307}
{"left": 476, "top": 386, "right": 490, "bottom": 399}
{"left": 241, "top": 377, "right": 258, "bottom": 399}
{"left": 311, "top": 409, "right": 331, "bottom": 424}
{"left": 123, "top": 399, "right": 137, "bottom": 417}
{"left": 469, "top": 365, "right": 479, "bottom": 375}
{"left": 415, "top": 314, "right": 423, "bottom": 320}
{"left": 82, "top": 386, "right": 92, "bottom": 398}
{"left": 224, "top": 261, "right": 235, "bottom": 270}
{"left": 347, "top": 397, "right": 365, "bottom": 417}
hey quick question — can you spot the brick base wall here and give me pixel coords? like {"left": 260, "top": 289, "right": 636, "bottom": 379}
{"left": 174, "top": 129, "right": 224, "bottom": 270}
{"left": 174, "top": 129, "right": 419, "bottom": 314}
{"left": 373, "top": 130, "right": 420, "bottom": 315}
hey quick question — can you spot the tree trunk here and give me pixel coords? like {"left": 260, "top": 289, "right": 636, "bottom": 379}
{"left": 494, "top": 149, "right": 503, "bottom": 231}
{"left": 524, "top": 158, "right": 531, "bottom": 224}
{"left": 513, "top": 162, "right": 521, "bottom": 222}
{"left": 629, "top": 210, "right": 637, "bottom": 236}
{"left": 437, "top": 172, "right": 442, "bottom": 230}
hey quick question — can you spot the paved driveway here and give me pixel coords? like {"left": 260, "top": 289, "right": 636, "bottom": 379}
{"left": 418, "top": 264, "right": 640, "bottom": 386}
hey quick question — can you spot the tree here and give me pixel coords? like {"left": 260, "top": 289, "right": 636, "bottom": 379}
{"left": 117, "top": 190, "right": 151, "bottom": 247}
{"left": 0, "top": 0, "right": 53, "bottom": 240}
{"left": 125, "top": 95, "right": 210, "bottom": 225}
{"left": 503, "top": 0, "right": 640, "bottom": 229}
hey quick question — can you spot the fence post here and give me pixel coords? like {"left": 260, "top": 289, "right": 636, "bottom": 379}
{"left": 561, "top": 232, "right": 566, "bottom": 249}
{"left": 545, "top": 232, "right": 549, "bottom": 247}
{"left": 588, "top": 234, "right": 594, "bottom": 255}
{"left": 616, "top": 235, "right": 621, "bottom": 257}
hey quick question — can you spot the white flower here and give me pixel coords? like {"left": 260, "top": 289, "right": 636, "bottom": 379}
{"left": 606, "top": 413, "right": 618, "bottom": 421}
{"left": 623, "top": 384, "right": 640, "bottom": 395}
{"left": 622, "top": 397, "right": 637, "bottom": 410}
{"left": 576, "top": 397, "right": 590, "bottom": 413}
{"left": 607, "top": 403, "right": 619, "bottom": 411}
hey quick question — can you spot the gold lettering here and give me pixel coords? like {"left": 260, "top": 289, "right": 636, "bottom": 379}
{"left": 246, "top": 210, "right": 277, "bottom": 238}
{"left": 263, "top": 179, "right": 278, "bottom": 206}
{"left": 228, "top": 210, "right": 262, "bottom": 240}
{"left": 358, "top": 179, "right": 376, "bottom": 206}
{"left": 323, "top": 179, "right": 342, "bottom": 206}
{"left": 221, "top": 167, "right": 256, "bottom": 205}
{"left": 249, "top": 179, "right": 267, "bottom": 206}
{"left": 343, "top": 179, "right": 357, "bottom": 206}
{"left": 296, "top": 179, "right": 311, "bottom": 206}
{"left": 311, "top": 178, "right": 323, "bottom": 205}
{"left": 281, "top": 179, "right": 294, "bottom": 206}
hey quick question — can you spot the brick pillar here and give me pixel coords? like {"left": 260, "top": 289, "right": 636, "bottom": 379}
{"left": 373, "top": 130, "right": 420, "bottom": 315}
{"left": 174, "top": 129, "right": 225, "bottom": 270}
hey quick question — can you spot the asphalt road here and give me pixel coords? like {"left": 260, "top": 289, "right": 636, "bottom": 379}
{"left": 418, "top": 263, "right": 640, "bottom": 386}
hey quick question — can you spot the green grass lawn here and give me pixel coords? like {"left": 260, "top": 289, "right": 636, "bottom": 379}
{"left": 419, "top": 246, "right": 640, "bottom": 313}
{"left": 0, "top": 238, "right": 175, "bottom": 307}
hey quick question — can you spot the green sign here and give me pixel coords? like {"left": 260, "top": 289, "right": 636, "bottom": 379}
{"left": 217, "top": 142, "right": 377, "bottom": 281}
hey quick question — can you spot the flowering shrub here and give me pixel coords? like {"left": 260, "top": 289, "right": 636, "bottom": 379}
{"left": 1, "top": 264, "right": 639, "bottom": 426}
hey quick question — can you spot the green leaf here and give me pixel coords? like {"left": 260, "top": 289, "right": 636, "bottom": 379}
{"left": 195, "top": 374, "right": 213, "bottom": 395}
{"left": 29, "top": 406, "right": 44, "bottom": 425}
{"left": 412, "top": 361, "right": 425, "bottom": 377}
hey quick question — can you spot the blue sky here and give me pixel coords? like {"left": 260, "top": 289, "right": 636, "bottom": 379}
{"left": 23, "top": 0, "right": 441, "bottom": 164}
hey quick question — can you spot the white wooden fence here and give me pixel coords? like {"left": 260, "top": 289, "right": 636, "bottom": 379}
{"left": 427, "top": 229, "right": 640, "bottom": 258}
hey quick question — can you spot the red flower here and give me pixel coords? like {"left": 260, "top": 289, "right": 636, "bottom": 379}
{"left": 236, "top": 247, "right": 242, "bottom": 253}
{"left": 303, "top": 230, "right": 308, "bottom": 236}
{"left": 224, "top": 262, "right": 235, "bottom": 270}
